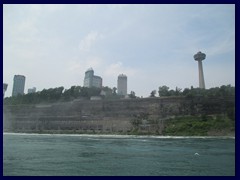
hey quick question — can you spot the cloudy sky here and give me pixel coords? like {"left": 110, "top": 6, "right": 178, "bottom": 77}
{"left": 3, "top": 4, "right": 235, "bottom": 97}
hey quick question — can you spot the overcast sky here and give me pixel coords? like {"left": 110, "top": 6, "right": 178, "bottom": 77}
{"left": 3, "top": 4, "right": 235, "bottom": 97}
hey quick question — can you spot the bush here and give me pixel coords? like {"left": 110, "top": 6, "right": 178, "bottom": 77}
{"left": 163, "top": 115, "right": 234, "bottom": 136}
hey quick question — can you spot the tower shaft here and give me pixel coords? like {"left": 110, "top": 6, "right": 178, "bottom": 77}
{"left": 198, "top": 61, "right": 205, "bottom": 89}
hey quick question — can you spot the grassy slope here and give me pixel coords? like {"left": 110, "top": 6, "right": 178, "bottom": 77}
{"left": 162, "top": 115, "right": 235, "bottom": 136}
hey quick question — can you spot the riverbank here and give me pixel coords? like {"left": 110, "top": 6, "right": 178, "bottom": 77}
{"left": 3, "top": 132, "right": 235, "bottom": 139}
{"left": 162, "top": 115, "right": 235, "bottom": 136}
{"left": 4, "top": 114, "right": 235, "bottom": 137}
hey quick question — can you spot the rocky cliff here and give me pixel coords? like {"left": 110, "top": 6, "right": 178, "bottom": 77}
{"left": 3, "top": 96, "right": 234, "bottom": 134}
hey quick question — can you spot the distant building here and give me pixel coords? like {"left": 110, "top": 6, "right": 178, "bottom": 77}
{"left": 3, "top": 83, "right": 8, "bottom": 98}
{"left": 117, "top": 74, "right": 127, "bottom": 96}
{"left": 28, "top": 87, "right": 36, "bottom": 94}
{"left": 83, "top": 68, "right": 102, "bottom": 88}
{"left": 12, "top": 75, "right": 25, "bottom": 97}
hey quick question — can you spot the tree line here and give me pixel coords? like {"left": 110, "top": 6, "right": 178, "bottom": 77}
{"left": 4, "top": 86, "right": 102, "bottom": 105}
{"left": 4, "top": 84, "right": 235, "bottom": 105}
{"left": 150, "top": 84, "right": 235, "bottom": 98}
{"left": 3, "top": 85, "right": 140, "bottom": 105}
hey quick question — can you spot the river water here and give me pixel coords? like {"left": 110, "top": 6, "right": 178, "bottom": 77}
{"left": 3, "top": 133, "right": 235, "bottom": 176}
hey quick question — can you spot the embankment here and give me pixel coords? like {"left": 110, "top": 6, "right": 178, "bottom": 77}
{"left": 3, "top": 96, "right": 235, "bottom": 135}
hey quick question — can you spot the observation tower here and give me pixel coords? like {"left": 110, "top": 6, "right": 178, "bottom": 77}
{"left": 194, "top": 51, "right": 206, "bottom": 89}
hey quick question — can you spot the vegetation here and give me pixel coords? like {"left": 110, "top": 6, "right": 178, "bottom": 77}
{"left": 162, "top": 115, "right": 235, "bottom": 136}
{"left": 129, "top": 91, "right": 136, "bottom": 99}
{"left": 4, "top": 86, "right": 107, "bottom": 105}
{"left": 4, "top": 86, "right": 86, "bottom": 105}
{"left": 158, "top": 84, "right": 235, "bottom": 98}
{"left": 150, "top": 90, "right": 156, "bottom": 97}
{"left": 129, "top": 113, "right": 235, "bottom": 136}
{"left": 5, "top": 84, "right": 234, "bottom": 105}
{"left": 4, "top": 84, "right": 142, "bottom": 105}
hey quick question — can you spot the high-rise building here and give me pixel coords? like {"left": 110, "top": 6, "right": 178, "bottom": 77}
{"left": 83, "top": 68, "right": 102, "bottom": 88}
{"left": 117, "top": 74, "right": 127, "bottom": 96}
{"left": 3, "top": 83, "right": 8, "bottom": 98}
{"left": 12, "top": 75, "right": 26, "bottom": 97}
{"left": 194, "top": 51, "right": 206, "bottom": 89}
{"left": 28, "top": 87, "right": 36, "bottom": 94}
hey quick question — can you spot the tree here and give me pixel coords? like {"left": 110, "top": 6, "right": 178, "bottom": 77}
{"left": 102, "top": 86, "right": 113, "bottom": 97}
{"left": 88, "top": 87, "right": 101, "bottom": 97}
{"left": 129, "top": 91, "right": 136, "bottom": 98}
{"left": 63, "top": 88, "right": 71, "bottom": 101}
{"left": 158, "top": 86, "right": 170, "bottom": 97}
{"left": 113, "top": 87, "right": 117, "bottom": 95}
{"left": 175, "top": 87, "right": 182, "bottom": 96}
{"left": 168, "top": 90, "right": 175, "bottom": 96}
{"left": 150, "top": 90, "right": 156, "bottom": 97}
{"left": 182, "top": 88, "right": 192, "bottom": 97}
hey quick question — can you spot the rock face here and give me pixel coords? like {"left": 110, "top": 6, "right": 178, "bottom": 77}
{"left": 3, "top": 96, "right": 234, "bottom": 134}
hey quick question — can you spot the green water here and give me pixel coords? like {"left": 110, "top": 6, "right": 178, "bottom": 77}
{"left": 3, "top": 133, "right": 235, "bottom": 176}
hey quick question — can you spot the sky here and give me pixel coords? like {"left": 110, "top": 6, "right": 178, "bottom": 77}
{"left": 3, "top": 4, "right": 235, "bottom": 98}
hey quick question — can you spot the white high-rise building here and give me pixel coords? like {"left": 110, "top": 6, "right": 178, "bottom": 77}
{"left": 83, "top": 68, "right": 102, "bottom": 88}
{"left": 117, "top": 74, "right": 127, "bottom": 96}
{"left": 12, "top": 75, "right": 26, "bottom": 97}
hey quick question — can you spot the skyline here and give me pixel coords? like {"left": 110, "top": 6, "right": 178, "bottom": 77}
{"left": 3, "top": 4, "right": 235, "bottom": 97}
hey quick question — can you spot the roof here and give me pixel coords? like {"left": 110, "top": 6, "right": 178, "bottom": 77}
{"left": 118, "top": 74, "right": 127, "bottom": 77}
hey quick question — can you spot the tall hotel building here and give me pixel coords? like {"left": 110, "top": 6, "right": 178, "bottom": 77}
{"left": 117, "top": 74, "right": 127, "bottom": 96}
{"left": 12, "top": 75, "right": 26, "bottom": 97}
{"left": 83, "top": 68, "right": 102, "bottom": 88}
